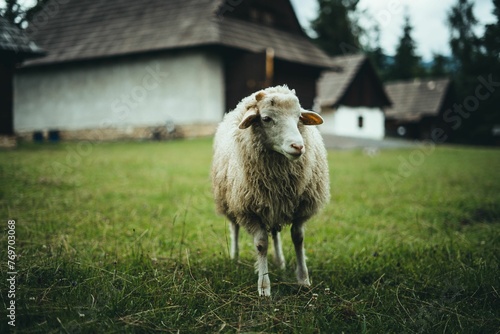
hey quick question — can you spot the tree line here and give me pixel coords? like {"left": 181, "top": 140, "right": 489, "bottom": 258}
{"left": 312, "top": 0, "right": 499, "bottom": 145}
{"left": 0, "top": 0, "right": 49, "bottom": 28}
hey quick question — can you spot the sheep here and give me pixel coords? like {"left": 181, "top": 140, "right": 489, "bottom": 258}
{"left": 211, "top": 85, "right": 330, "bottom": 297}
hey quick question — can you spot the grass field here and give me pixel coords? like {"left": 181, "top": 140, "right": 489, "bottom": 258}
{"left": 1, "top": 138, "right": 499, "bottom": 333}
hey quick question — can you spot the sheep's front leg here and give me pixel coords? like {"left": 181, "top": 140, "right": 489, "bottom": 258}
{"left": 229, "top": 221, "right": 239, "bottom": 260}
{"left": 291, "top": 223, "right": 310, "bottom": 286}
{"left": 271, "top": 229, "right": 286, "bottom": 269}
{"left": 254, "top": 228, "right": 271, "bottom": 296}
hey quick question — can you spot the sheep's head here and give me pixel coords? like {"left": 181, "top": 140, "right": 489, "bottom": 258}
{"left": 238, "top": 87, "right": 323, "bottom": 161}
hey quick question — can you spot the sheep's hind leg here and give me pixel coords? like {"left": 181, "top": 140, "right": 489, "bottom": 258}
{"left": 254, "top": 228, "right": 271, "bottom": 296}
{"left": 271, "top": 229, "right": 286, "bottom": 269}
{"left": 291, "top": 223, "right": 311, "bottom": 286}
{"left": 229, "top": 221, "right": 239, "bottom": 260}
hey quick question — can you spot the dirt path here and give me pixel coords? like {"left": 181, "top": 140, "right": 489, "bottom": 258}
{"left": 322, "top": 134, "right": 418, "bottom": 150}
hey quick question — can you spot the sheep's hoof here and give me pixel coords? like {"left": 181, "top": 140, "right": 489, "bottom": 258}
{"left": 274, "top": 260, "right": 286, "bottom": 270}
{"left": 273, "top": 254, "right": 286, "bottom": 270}
{"left": 258, "top": 276, "right": 271, "bottom": 296}
{"left": 259, "top": 287, "right": 271, "bottom": 297}
{"left": 298, "top": 277, "right": 311, "bottom": 287}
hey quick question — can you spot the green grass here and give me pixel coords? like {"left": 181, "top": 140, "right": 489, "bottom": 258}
{"left": 1, "top": 138, "right": 499, "bottom": 333}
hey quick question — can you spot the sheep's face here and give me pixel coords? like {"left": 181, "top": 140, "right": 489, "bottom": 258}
{"left": 238, "top": 90, "right": 323, "bottom": 161}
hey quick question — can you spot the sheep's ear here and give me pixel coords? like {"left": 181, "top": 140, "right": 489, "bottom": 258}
{"left": 255, "top": 91, "right": 266, "bottom": 102}
{"left": 239, "top": 108, "right": 259, "bottom": 129}
{"left": 300, "top": 110, "right": 324, "bottom": 125}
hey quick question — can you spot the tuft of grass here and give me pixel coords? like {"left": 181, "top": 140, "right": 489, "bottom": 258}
{"left": 1, "top": 139, "right": 499, "bottom": 333}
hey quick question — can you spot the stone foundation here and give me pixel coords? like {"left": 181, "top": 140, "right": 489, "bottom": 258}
{"left": 16, "top": 124, "right": 218, "bottom": 142}
{"left": 0, "top": 136, "right": 17, "bottom": 148}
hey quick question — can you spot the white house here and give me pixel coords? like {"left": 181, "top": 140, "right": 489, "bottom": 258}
{"left": 15, "top": 0, "right": 332, "bottom": 141}
{"left": 316, "top": 54, "right": 391, "bottom": 140}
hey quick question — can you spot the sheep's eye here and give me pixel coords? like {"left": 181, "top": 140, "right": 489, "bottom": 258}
{"left": 261, "top": 116, "right": 273, "bottom": 123}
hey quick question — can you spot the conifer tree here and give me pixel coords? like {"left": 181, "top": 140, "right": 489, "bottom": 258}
{"left": 0, "top": 0, "right": 49, "bottom": 28}
{"left": 386, "top": 14, "right": 424, "bottom": 81}
{"left": 311, "top": 0, "right": 362, "bottom": 56}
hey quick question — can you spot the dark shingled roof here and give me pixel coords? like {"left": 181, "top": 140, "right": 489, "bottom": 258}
{"left": 0, "top": 16, "right": 45, "bottom": 59}
{"left": 385, "top": 78, "right": 451, "bottom": 122}
{"left": 24, "top": 0, "right": 333, "bottom": 68}
{"left": 316, "top": 53, "right": 367, "bottom": 107}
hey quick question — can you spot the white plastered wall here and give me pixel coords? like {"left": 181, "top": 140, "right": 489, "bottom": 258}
{"left": 320, "top": 105, "right": 385, "bottom": 139}
{"left": 14, "top": 50, "right": 224, "bottom": 133}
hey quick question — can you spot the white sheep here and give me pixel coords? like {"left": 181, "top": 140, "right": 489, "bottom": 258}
{"left": 211, "top": 85, "right": 330, "bottom": 297}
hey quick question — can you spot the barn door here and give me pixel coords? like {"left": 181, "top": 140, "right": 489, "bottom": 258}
{"left": 0, "top": 61, "right": 14, "bottom": 135}
{"left": 224, "top": 48, "right": 274, "bottom": 112}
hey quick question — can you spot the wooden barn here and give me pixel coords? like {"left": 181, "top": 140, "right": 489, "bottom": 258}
{"left": 14, "top": 0, "right": 332, "bottom": 141}
{"left": 0, "top": 17, "right": 44, "bottom": 147}
{"left": 385, "top": 78, "right": 453, "bottom": 140}
{"left": 316, "top": 54, "right": 391, "bottom": 140}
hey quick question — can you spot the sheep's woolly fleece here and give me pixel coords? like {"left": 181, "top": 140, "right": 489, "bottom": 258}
{"left": 211, "top": 85, "right": 330, "bottom": 234}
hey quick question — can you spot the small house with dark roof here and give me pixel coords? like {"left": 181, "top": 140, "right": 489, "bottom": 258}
{"left": 14, "top": 0, "right": 332, "bottom": 141}
{"left": 316, "top": 54, "right": 391, "bottom": 140}
{"left": 0, "top": 16, "right": 44, "bottom": 146}
{"left": 385, "top": 78, "right": 453, "bottom": 140}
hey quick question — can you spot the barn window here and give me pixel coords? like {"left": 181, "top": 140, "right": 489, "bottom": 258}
{"left": 249, "top": 7, "right": 275, "bottom": 26}
{"left": 358, "top": 116, "right": 364, "bottom": 128}
{"left": 262, "top": 12, "right": 274, "bottom": 25}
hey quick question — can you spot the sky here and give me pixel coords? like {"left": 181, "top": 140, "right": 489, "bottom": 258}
{"left": 290, "top": 0, "right": 496, "bottom": 61}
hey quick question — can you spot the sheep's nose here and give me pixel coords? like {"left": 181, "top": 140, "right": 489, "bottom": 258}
{"left": 290, "top": 143, "right": 304, "bottom": 154}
